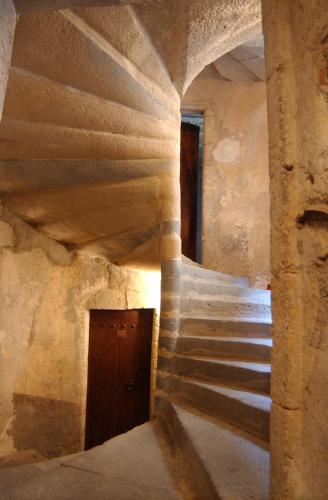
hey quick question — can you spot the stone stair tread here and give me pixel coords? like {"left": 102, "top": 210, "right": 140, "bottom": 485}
{"left": 175, "top": 336, "right": 272, "bottom": 362}
{"left": 182, "top": 296, "right": 271, "bottom": 307}
{"left": 181, "top": 276, "right": 258, "bottom": 289}
{"left": 182, "top": 316, "right": 272, "bottom": 325}
{"left": 184, "top": 379, "right": 272, "bottom": 412}
{"left": 181, "top": 313, "right": 272, "bottom": 321}
{"left": 181, "top": 263, "right": 249, "bottom": 286}
{"left": 180, "top": 317, "right": 272, "bottom": 339}
{"left": 177, "top": 355, "right": 272, "bottom": 373}
{"left": 171, "top": 402, "right": 269, "bottom": 499}
{"left": 182, "top": 291, "right": 271, "bottom": 305}
{"left": 160, "top": 355, "right": 271, "bottom": 395}
{"left": 158, "top": 373, "right": 271, "bottom": 413}
{"left": 179, "top": 336, "right": 272, "bottom": 345}
{"left": 157, "top": 375, "right": 270, "bottom": 440}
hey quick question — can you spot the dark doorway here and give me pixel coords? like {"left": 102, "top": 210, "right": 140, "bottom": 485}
{"left": 85, "top": 309, "right": 153, "bottom": 450}
{"left": 180, "top": 113, "right": 204, "bottom": 262}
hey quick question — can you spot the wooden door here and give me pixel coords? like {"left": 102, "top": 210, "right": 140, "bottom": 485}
{"left": 180, "top": 122, "right": 200, "bottom": 261}
{"left": 85, "top": 309, "right": 153, "bottom": 450}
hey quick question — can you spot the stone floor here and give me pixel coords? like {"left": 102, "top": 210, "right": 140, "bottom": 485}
{"left": 0, "top": 411, "right": 270, "bottom": 499}
{"left": 0, "top": 422, "right": 181, "bottom": 500}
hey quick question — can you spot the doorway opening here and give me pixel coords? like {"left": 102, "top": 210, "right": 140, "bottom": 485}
{"left": 180, "top": 111, "right": 204, "bottom": 263}
{"left": 85, "top": 308, "right": 154, "bottom": 450}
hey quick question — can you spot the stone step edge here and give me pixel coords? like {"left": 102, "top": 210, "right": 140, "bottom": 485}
{"left": 180, "top": 317, "right": 273, "bottom": 326}
{"left": 180, "top": 318, "right": 273, "bottom": 338}
{"left": 180, "top": 296, "right": 271, "bottom": 308}
{"left": 157, "top": 371, "right": 272, "bottom": 408}
{"left": 181, "top": 263, "right": 249, "bottom": 287}
{"left": 156, "top": 391, "right": 269, "bottom": 449}
{"left": 180, "top": 279, "right": 271, "bottom": 297}
{"left": 158, "top": 356, "right": 271, "bottom": 395}
{"left": 156, "top": 396, "right": 220, "bottom": 500}
{"left": 156, "top": 373, "right": 271, "bottom": 441}
{"left": 180, "top": 314, "right": 272, "bottom": 324}
{"left": 156, "top": 374, "right": 272, "bottom": 411}
{"left": 177, "top": 335, "right": 272, "bottom": 343}
{"left": 181, "top": 316, "right": 273, "bottom": 323}
{"left": 176, "top": 336, "right": 273, "bottom": 350}
{"left": 168, "top": 353, "right": 272, "bottom": 371}
{"left": 174, "top": 335, "right": 272, "bottom": 363}
{"left": 156, "top": 396, "right": 269, "bottom": 499}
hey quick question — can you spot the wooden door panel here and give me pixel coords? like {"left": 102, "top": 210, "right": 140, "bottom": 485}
{"left": 86, "top": 311, "right": 119, "bottom": 448}
{"left": 85, "top": 309, "right": 153, "bottom": 450}
{"left": 180, "top": 122, "right": 200, "bottom": 261}
{"left": 118, "top": 310, "right": 152, "bottom": 435}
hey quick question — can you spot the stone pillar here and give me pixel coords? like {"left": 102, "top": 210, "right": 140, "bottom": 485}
{"left": 153, "top": 169, "right": 181, "bottom": 414}
{"left": 0, "top": 0, "right": 16, "bottom": 121}
{"left": 262, "top": 1, "right": 328, "bottom": 497}
{"left": 158, "top": 170, "right": 182, "bottom": 353}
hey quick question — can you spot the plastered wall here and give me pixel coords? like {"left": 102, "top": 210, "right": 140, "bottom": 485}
{"left": 183, "top": 71, "right": 270, "bottom": 287}
{"left": 0, "top": 202, "right": 160, "bottom": 459}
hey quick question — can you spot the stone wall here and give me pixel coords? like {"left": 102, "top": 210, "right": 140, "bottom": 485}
{"left": 183, "top": 70, "right": 270, "bottom": 287}
{"left": 262, "top": 0, "right": 328, "bottom": 497}
{"left": 0, "top": 202, "right": 160, "bottom": 459}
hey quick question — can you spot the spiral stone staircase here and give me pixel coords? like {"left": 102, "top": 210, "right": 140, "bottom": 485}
{"left": 0, "top": 1, "right": 271, "bottom": 498}
{"left": 0, "top": 262, "right": 272, "bottom": 499}
{"left": 156, "top": 262, "right": 272, "bottom": 498}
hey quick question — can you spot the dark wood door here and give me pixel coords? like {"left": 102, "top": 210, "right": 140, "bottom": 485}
{"left": 180, "top": 122, "right": 200, "bottom": 261}
{"left": 85, "top": 309, "right": 153, "bottom": 450}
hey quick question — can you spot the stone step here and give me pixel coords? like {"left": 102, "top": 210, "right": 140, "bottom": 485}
{"left": 181, "top": 278, "right": 270, "bottom": 302}
{"left": 13, "top": 9, "right": 178, "bottom": 122}
{"left": 0, "top": 423, "right": 180, "bottom": 500}
{"left": 180, "top": 297, "right": 272, "bottom": 321}
{"left": 181, "top": 262, "right": 249, "bottom": 287}
{"left": 180, "top": 317, "right": 272, "bottom": 338}
{"left": 159, "top": 355, "right": 271, "bottom": 395}
{"left": 176, "top": 336, "right": 272, "bottom": 362}
{"left": 157, "top": 375, "right": 270, "bottom": 441}
{"left": 157, "top": 398, "right": 269, "bottom": 499}
{"left": 66, "top": 6, "right": 177, "bottom": 100}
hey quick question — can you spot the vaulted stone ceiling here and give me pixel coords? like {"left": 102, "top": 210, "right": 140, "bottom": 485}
{"left": 0, "top": 0, "right": 262, "bottom": 267}
{"left": 213, "top": 35, "right": 265, "bottom": 82}
{"left": 132, "top": 0, "right": 262, "bottom": 93}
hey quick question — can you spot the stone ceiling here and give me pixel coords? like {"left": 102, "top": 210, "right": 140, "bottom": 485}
{"left": 212, "top": 35, "right": 265, "bottom": 82}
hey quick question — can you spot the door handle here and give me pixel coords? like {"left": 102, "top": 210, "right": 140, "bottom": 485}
{"left": 127, "top": 382, "right": 136, "bottom": 391}
{"left": 127, "top": 379, "right": 144, "bottom": 391}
